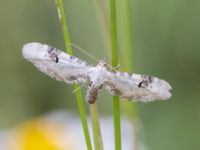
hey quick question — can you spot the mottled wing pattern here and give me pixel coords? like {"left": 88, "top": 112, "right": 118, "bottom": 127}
{"left": 22, "top": 43, "right": 91, "bottom": 84}
{"left": 22, "top": 43, "right": 172, "bottom": 103}
{"left": 105, "top": 71, "right": 172, "bottom": 102}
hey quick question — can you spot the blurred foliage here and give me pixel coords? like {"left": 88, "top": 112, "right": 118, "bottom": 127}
{"left": 0, "top": 0, "right": 200, "bottom": 150}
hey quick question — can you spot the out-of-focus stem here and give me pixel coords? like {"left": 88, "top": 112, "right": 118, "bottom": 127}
{"left": 55, "top": 1, "right": 92, "bottom": 149}
{"left": 90, "top": 103, "right": 104, "bottom": 150}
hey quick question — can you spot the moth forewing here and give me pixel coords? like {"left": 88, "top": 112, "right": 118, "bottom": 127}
{"left": 105, "top": 71, "right": 172, "bottom": 102}
{"left": 22, "top": 43, "right": 90, "bottom": 84}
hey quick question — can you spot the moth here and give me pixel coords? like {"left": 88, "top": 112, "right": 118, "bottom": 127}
{"left": 22, "top": 43, "right": 172, "bottom": 104}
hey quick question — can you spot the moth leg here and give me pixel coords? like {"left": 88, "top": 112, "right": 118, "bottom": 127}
{"left": 86, "top": 82, "right": 103, "bottom": 104}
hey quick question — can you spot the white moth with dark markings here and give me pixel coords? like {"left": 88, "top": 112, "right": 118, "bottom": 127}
{"left": 22, "top": 43, "right": 172, "bottom": 103}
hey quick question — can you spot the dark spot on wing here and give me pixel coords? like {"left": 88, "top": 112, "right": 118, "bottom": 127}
{"left": 148, "top": 76, "right": 154, "bottom": 83}
{"left": 141, "top": 75, "right": 154, "bottom": 83}
{"left": 106, "top": 82, "right": 122, "bottom": 95}
{"left": 55, "top": 56, "right": 59, "bottom": 63}
{"left": 66, "top": 74, "right": 88, "bottom": 82}
{"left": 138, "top": 75, "right": 154, "bottom": 88}
{"left": 89, "top": 81, "right": 92, "bottom": 87}
{"left": 124, "top": 95, "right": 143, "bottom": 100}
{"left": 128, "top": 73, "right": 132, "bottom": 77}
{"left": 70, "top": 56, "right": 75, "bottom": 60}
{"left": 47, "top": 46, "right": 60, "bottom": 63}
{"left": 111, "top": 88, "right": 122, "bottom": 95}
{"left": 138, "top": 80, "right": 149, "bottom": 88}
{"left": 68, "top": 75, "right": 77, "bottom": 80}
{"left": 70, "top": 55, "right": 90, "bottom": 67}
{"left": 100, "top": 84, "right": 103, "bottom": 89}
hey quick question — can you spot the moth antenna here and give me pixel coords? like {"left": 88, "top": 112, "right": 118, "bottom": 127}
{"left": 106, "top": 63, "right": 120, "bottom": 72}
{"left": 70, "top": 43, "right": 119, "bottom": 71}
{"left": 70, "top": 43, "right": 99, "bottom": 62}
{"left": 101, "top": 57, "right": 119, "bottom": 71}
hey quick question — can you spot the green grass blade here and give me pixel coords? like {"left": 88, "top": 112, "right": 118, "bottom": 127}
{"left": 55, "top": 1, "right": 92, "bottom": 149}
{"left": 118, "top": 0, "right": 138, "bottom": 119}
{"left": 90, "top": 103, "right": 104, "bottom": 150}
{"left": 110, "top": 0, "right": 121, "bottom": 150}
{"left": 118, "top": 0, "right": 139, "bottom": 149}
{"left": 75, "top": 84, "right": 93, "bottom": 150}
{"left": 93, "top": 0, "right": 140, "bottom": 149}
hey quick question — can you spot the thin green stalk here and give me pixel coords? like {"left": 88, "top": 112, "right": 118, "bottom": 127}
{"left": 117, "top": 0, "right": 139, "bottom": 149}
{"left": 75, "top": 84, "right": 93, "bottom": 150}
{"left": 55, "top": 1, "right": 92, "bottom": 150}
{"left": 90, "top": 103, "right": 104, "bottom": 150}
{"left": 93, "top": 0, "right": 139, "bottom": 149}
{"left": 110, "top": 0, "right": 121, "bottom": 150}
{"left": 118, "top": 0, "right": 138, "bottom": 119}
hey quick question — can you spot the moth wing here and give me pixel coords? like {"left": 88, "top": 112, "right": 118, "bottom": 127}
{"left": 105, "top": 71, "right": 172, "bottom": 102}
{"left": 22, "top": 43, "right": 91, "bottom": 84}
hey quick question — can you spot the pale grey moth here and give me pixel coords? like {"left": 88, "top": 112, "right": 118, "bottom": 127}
{"left": 22, "top": 43, "right": 172, "bottom": 104}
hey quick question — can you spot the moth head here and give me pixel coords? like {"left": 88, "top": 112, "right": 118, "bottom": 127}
{"left": 98, "top": 59, "right": 107, "bottom": 67}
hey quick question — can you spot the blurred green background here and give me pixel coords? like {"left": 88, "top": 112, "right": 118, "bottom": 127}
{"left": 0, "top": 0, "right": 200, "bottom": 150}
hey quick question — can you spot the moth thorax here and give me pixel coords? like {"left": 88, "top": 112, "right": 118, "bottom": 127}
{"left": 98, "top": 59, "right": 107, "bottom": 67}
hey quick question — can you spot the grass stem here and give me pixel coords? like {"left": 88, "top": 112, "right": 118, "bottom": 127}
{"left": 55, "top": 1, "right": 92, "bottom": 149}
{"left": 90, "top": 103, "right": 104, "bottom": 150}
{"left": 117, "top": 0, "right": 139, "bottom": 149}
{"left": 110, "top": 0, "right": 121, "bottom": 150}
